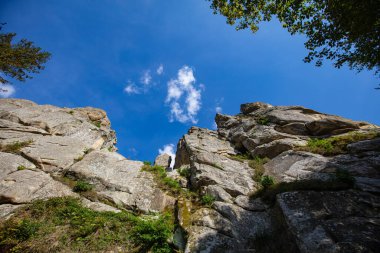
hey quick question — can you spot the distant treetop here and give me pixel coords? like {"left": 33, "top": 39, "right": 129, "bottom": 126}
{"left": 209, "top": 0, "right": 380, "bottom": 80}
{"left": 0, "top": 23, "right": 51, "bottom": 86}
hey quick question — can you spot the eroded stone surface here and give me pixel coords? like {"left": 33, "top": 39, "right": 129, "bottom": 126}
{"left": 0, "top": 169, "right": 76, "bottom": 204}
{"left": 277, "top": 191, "right": 380, "bottom": 253}
{"left": 68, "top": 150, "right": 175, "bottom": 213}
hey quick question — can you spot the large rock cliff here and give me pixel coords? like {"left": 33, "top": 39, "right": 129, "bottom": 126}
{"left": 0, "top": 99, "right": 379, "bottom": 253}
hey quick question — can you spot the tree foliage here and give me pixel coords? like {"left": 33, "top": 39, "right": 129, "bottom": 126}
{"left": 209, "top": 0, "right": 380, "bottom": 77}
{"left": 0, "top": 24, "right": 51, "bottom": 85}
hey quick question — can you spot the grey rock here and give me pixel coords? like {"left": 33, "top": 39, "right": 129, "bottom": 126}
{"left": 0, "top": 169, "right": 76, "bottom": 204}
{"left": 154, "top": 153, "right": 172, "bottom": 168}
{"left": 347, "top": 137, "right": 380, "bottom": 152}
{"left": 0, "top": 152, "right": 36, "bottom": 179}
{"left": 204, "top": 185, "right": 233, "bottom": 203}
{"left": 234, "top": 195, "right": 268, "bottom": 211}
{"left": 251, "top": 138, "right": 307, "bottom": 159}
{"left": 277, "top": 191, "right": 380, "bottom": 253}
{"left": 275, "top": 122, "right": 309, "bottom": 136}
{"left": 68, "top": 150, "right": 175, "bottom": 213}
{"left": 305, "top": 117, "right": 360, "bottom": 136}
{"left": 21, "top": 135, "right": 89, "bottom": 172}
{"left": 240, "top": 102, "right": 272, "bottom": 115}
{"left": 175, "top": 127, "right": 256, "bottom": 196}
{"left": 264, "top": 151, "right": 331, "bottom": 182}
{"left": 0, "top": 204, "right": 23, "bottom": 220}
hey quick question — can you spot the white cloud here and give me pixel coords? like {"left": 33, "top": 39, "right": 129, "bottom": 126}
{"left": 158, "top": 144, "right": 176, "bottom": 168}
{"left": 165, "top": 66, "right": 203, "bottom": 124}
{"left": 140, "top": 70, "right": 152, "bottom": 86}
{"left": 124, "top": 82, "right": 140, "bottom": 94}
{"left": 0, "top": 84, "right": 15, "bottom": 98}
{"left": 215, "top": 106, "right": 222, "bottom": 113}
{"left": 156, "top": 64, "right": 164, "bottom": 75}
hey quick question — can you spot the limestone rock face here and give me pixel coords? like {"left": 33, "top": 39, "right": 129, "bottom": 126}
{"left": 68, "top": 150, "right": 175, "bottom": 213}
{"left": 154, "top": 153, "right": 172, "bottom": 168}
{"left": 0, "top": 99, "right": 172, "bottom": 219}
{"left": 1, "top": 99, "right": 379, "bottom": 253}
{"left": 174, "top": 102, "right": 380, "bottom": 253}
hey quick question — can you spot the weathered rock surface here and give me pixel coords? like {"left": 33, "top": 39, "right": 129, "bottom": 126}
{"left": 68, "top": 150, "right": 175, "bottom": 213}
{"left": 277, "top": 190, "right": 380, "bottom": 253}
{"left": 154, "top": 153, "right": 172, "bottom": 169}
{"left": 1, "top": 99, "right": 380, "bottom": 252}
{"left": 173, "top": 102, "right": 380, "bottom": 252}
{"left": 0, "top": 99, "right": 171, "bottom": 219}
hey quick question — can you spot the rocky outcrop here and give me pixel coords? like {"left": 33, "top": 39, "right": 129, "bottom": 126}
{"left": 0, "top": 99, "right": 174, "bottom": 219}
{"left": 155, "top": 153, "right": 172, "bottom": 169}
{"left": 1, "top": 99, "right": 379, "bottom": 253}
{"left": 174, "top": 102, "right": 380, "bottom": 253}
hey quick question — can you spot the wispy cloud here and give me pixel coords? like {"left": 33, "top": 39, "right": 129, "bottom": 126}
{"left": 156, "top": 64, "right": 164, "bottom": 75}
{"left": 158, "top": 143, "right": 176, "bottom": 168}
{"left": 140, "top": 70, "right": 152, "bottom": 86}
{"left": 166, "top": 66, "right": 203, "bottom": 124}
{"left": 0, "top": 84, "right": 15, "bottom": 98}
{"left": 124, "top": 81, "right": 140, "bottom": 94}
{"left": 215, "top": 106, "right": 222, "bottom": 113}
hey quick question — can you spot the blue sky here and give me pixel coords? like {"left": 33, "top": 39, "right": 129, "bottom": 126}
{"left": 1, "top": 0, "right": 379, "bottom": 162}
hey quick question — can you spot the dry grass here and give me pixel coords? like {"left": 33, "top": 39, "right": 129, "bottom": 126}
{"left": 0, "top": 140, "right": 33, "bottom": 153}
{"left": 297, "top": 130, "right": 380, "bottom": 156}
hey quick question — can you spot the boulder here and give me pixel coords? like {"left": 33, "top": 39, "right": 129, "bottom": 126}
{"left": 0, "top": 169, "right": 76, "bottom": 204}
{"left": 68, "top": 150, "right": 175, "bottom": 213}
{"left": 277, "top": 191, "right": 380, "bottom": 253}
{"left": 240, "top": 102, "right": 272, "bottom": 114}
{"left": 154, "top": 153, "right": 172, "bottom": 168}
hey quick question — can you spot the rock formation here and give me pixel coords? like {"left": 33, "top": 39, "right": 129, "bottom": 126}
{"left": 0, "top": 99, "right": 379, "bottom": 253}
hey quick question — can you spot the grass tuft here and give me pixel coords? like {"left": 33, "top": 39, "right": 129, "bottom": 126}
{"left": 0, "top": 197, "right": 174, "bottom": 253}
{"left": 0, "top": 140, "right": 33, "bottom": 153}
{"left": 177, "top": 167, "right": 191, "bottom": 178}
{"left": 142, "top": 165, "right": 181, "bottom": 194}
{"left": 256, "top": 116, "right": 270, "bottom": 125}
{"left": 298, "top": 131, "right": 380, "bottom": 156}
{"left": 73, "top": 181, "right": 94, "bottom": 192}
{"left": 200, "top": 194, "right": 215, "bottom": 206}
{"left": 249, "top": 156, "right": 270, "bottom": 182}
{"left": 17, "top": 165, "right": 27, "bottom": 171}
{"left": 260, "top": 175, "right": 275, "bottom": 188}
{"left": 229, "top": 152, "right": 252, "bottom": 162}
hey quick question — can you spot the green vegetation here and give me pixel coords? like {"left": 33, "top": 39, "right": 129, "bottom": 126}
{"left": 68, "top": 110, "right": 74, "bottom": 115}
{"left": 298, "top": 131, "right": 380, "bottom": 156}
{"left": 249, "top": 156, "right": 270, "bottom": 182}
{"left": 92, "top": 121, "right": 101, "bottom": 128}
{"left": 251, "top": 178, "right": 354, "bottom": 205}
{"left": 0, "top": 197, "right": 174, "bottom": 253}
{"left": 178, "top": 167, "right": 191, "bottom": 178}
{"left": 0, "top": 140, "right": 33, "bottom": 153}
{"left": 209, "top": 0, "right": 380, "bottom": 79}
{"left": 0, "top": 24, "right": 51, "bottom": 85}
{"left": 17, "top": 165, "right": 26, "bottom": 171}
{"left": 129, "top": 213, "right": 174, "bottom": 253}
{"left": 256, "top": 116, "right": 270, "bottom": 125}
{"left": 73, "top": 181, "right": 94, "bottom": 192}
{"left": 143, "top": 161, "right": 152, "bottom": 166}
{"left": 260, "top": 175, "right": 275, "bottom": 188}
{"left": 229, "top": 152, "right": 252, "bottom": 162}
{"left": 142, "top": 165, "right": 181, "bottom": 194}
{"left": 74, "top": 155, "right": 84, "bottom": 162}
{"left": 201, "top": 194, "right": 215, "bottom": 206}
